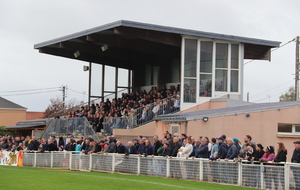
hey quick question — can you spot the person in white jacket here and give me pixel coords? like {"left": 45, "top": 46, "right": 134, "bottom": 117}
{"left": 177, "top": 136, "right": 193, "bottom": 179}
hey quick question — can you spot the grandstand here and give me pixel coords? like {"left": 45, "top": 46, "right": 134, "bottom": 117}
{"left": 34, "top": 20, "right": 280, "bottom": 141}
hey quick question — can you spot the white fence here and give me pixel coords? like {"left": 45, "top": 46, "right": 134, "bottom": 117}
{"left": 22, "top": 152, "right": 300, "bottom": 190}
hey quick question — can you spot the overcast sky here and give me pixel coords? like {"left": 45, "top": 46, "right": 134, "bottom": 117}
{"left": 1, "top": 0, "right": 300, "bottom": 111}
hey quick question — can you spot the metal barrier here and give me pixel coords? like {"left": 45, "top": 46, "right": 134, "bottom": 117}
{"left": 21, "top": 151, "right": 300, "bottom": 189}
{"left": 41, "top": 117, "right": 100, "bottom": 141}
{"left": 103, "top": 95, "right": 180, "bottom": 134}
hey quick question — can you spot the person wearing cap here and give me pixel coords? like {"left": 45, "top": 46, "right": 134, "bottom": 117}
{"left": 292, "top": 141, "right": 300, "bottom": 190}
{"left": 210, "top": 137, "right": 228, "bottom": 160}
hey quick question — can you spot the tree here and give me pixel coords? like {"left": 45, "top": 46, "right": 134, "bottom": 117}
{"left": 279, "top": 86, "right": 295, "bottom": 102}
{"left": 43, "top": 97, "right": 80, "bottom": 118}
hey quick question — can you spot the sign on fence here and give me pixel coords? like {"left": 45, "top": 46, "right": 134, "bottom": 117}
{"left": 0, "top": 150, "right": 23, "bottom": 166}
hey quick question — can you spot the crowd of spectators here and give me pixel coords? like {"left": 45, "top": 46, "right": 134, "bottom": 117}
{"left": 1, "top": 132, "right": 300, "bottom": 189}
{"left": 65, "top": 85, "right": 181, "bottom": 132}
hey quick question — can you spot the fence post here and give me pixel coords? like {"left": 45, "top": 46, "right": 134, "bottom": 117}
{"left": 89, "top": 154, "right": 92, "bottom": 171}
{"left": 166, "top": 158, "right": 170, "bottom": 177}
{"left": 69, "top": 152, "right": 72, "bottom": 170}
{"left": 137, "top": 156, "right": 140, "bottom": 175}
{"left": 33, "top": 151, "right": 37, "bottom": 167}
{"left": 260, "top": 162, "right": 264, "bottom": 189}
{"left": 237, "top": 161, "right": 242, "bottom": 186}
{"left": 50, "top": 151, "right": 53, "bottom": 168}
{"left": 284, "top": 163, "right": 289, "bottom": 190}
{"left": 112, "top": 154, "right": 115, "bottom": 172}
{"left": 199, "top": 159, "right": 203, "bottom": 181}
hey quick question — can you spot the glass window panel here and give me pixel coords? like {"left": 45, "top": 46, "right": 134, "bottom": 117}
{"left": 278, "top": 124, "right": 292, "bottom": 133}
{"left": 91, "top": 63, "right": 102, "bottom": 97}
{"left": 200, "top": 74, "right": 212, "bottom": 97}
{"left": 215, "top": 69, "right": 227, "bottom": 91}
{"left": 117, "top": 88, "right": 129, "bottom": 98}
{"left": 183, "top": 78, "right": 196, "bottom": 103}
{"left": 118, "top": 68, "right": 129, "bottom": 87}
{"left": 104, "top": 92, "right": 115, "bottom": 101}
{"left": 230, "top": 70, "right": 239, "bottom": 92}
{"left": 295, "top": 125, "right": 300, "bottom": 132}
{"left": 104, "top": 65, "right": 116, "bottom": 92}
{"left": 231, "top": 44, "right": 239, "bottom": 69}
{"left": 200, "top": 41, "right": 213, "bottom": 73}
{"left": 184, "top": 39, "right": 197, "bottom": 77}
{"left": 216, "top": 43, "right": 228, "bottom": 68}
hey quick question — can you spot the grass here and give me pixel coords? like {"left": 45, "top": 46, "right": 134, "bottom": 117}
{"left": 0, "top": 166, "right": 258, "bottom": 190}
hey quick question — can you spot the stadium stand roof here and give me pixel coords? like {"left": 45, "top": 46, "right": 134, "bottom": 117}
{"left": 34, "top": 20, "right": 280, "bottom": 70}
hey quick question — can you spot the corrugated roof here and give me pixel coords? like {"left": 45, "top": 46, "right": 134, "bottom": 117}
{"left": 155, "top": 101, "right": 300, "bottom": 122}
{"left": 34, "top": 20, "right": 280, "bottom": 49}
{"left": 4, "top": 125, "right": 44, "bottom": 129}
{"left": 0, "top": 96, "right": 27, "bottom": 110}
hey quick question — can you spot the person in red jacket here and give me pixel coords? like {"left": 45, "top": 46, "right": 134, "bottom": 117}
{"left": 260, "top": 146, "right": 275, "bottom": 190}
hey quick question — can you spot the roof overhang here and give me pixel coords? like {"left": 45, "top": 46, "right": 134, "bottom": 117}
{"left": 4, "top": 125, "right": 45, "bottom": 130}
{"left": 34, "top": 20, "right": 281, "bottom": 68}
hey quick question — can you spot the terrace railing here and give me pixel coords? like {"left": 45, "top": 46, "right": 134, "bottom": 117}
{"left": 103, "top": 95, "right": 180, "bottom": 135}
{"left": 20, "top": 151, "right": 299, "bottom": 190}
{"left": 41, "top": 118, "right": 100, "bottom": 141}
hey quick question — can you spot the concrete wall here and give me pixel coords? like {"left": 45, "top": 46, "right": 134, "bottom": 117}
{"left": 0, "top": 109, "right": 26, "bottom": 127}
{"left": 185, "top": 107, "right": 300, "bottom": 161}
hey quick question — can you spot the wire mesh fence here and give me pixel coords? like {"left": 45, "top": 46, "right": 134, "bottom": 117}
{"left": 22, "top": 151, "right": 299, "bottom": 189}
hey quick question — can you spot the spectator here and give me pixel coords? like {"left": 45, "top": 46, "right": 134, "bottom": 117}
{"left": 240, "top": 135, "right": 256, "bottom": 156}
{"left": 260, "top": 146, "right": 275, "bottom": 190}
{"left": 244, "top": 144, "right": 257, "bottom": 161}
{"left": 125, "top": 141, "right": 137, "bottom": 156}
{"left": 157, "top": 138, "right": 166, "bottom": 156}
{"left": 58, "top": 137, "right": 65, "bottom": 149}
{"left": 17, "top": 143, "right": 23, "bottom": 151}
{"left": 260, "top": 146, "right": 275, "bottom": 162}
{"left": 82, "top": 139, "right": 91, "bottom": 154}
{"left": 51, "top": 136, "right": 58, "bottom": 149}
{"left": 160, "top": 139, "right": 170, "bottom": 154}
{"left": 210, "top": 137, "right": 219, "bottom": 159}
{"left": 91, "top": 140, "right": 101, "bottom": 153}
{"left": 67, "top": 135, "right": 76, "bottom": 151}
{"left": 142, "top": 140, "right": 153, "bottom": 157}
{"left": 255, "top": 143, "right": 265, "bottom": 161}
{"left": 152, "top": 135, "right": 161, "bottom": 156}
{"left": 196, "top": 138, "right": 209, "bottom": 158}
{"left": 116, "top": 141, "right": 127, "bottom": 154}
{"left": 178, "top": 137, "right": 193, "bottom": 158}
{"left": 210, "top": 137, "right": 228, "bottom": 160}
{"left": 224, "top": 138, "right": 238, "bottom": 161}
{"left": 232, "top": 138, "right": 241, "bottom": 154}
{"left": 291, "top": 141, "right": 300, "bottom": 190}
{"left": 170, "top": 137, "right": 182, "bottom": 158}
{"left": 27, "top": 136, "right": 40, "bottom": 151}
{"left": 274, "top": 142, "right": 287, "bottom": 190}
{"left": 137, "top": 138, "right": 145, "bottom": 155}
{"left": 190, "top": 139, "right": 200, "bottom": 158}
{"left": 75, "top": 141, "right": 82, "bottom": 153}
{"left": 106, "top": 137, "right": 116, "bottom": 153}
{"left": 47, "top": 139, "right": 58, "bottom": 151}
{"left": 133, "top": 139, "right": 140, "bottom": 150}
